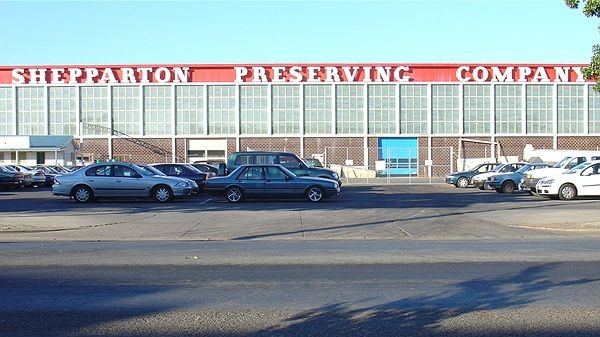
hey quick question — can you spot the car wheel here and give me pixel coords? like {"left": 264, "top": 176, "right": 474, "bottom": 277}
{"left": 72, "top": 185, "right": 93, "bottom": 203}
{"left": 153, "top": 185, "right": 173, "bottom": 202}
{"left": 558, "top": 184, "right": 577, "bottom": 200}
{"left": 226, "top": 186, "right": 244, "bottom": 203}
{"left": 456, "top": 177, "right": 469, "bottom": 188}
{"left": 306, "top": 186, "right": 324, "bottom": 202}
{"left": 501, "top": 181, "right": 516, "bottom": 194}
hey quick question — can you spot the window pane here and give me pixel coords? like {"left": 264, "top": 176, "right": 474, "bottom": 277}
{"left": 304, "top": 85, "right": 332, "bottom": 134}
{"left": 207, "top": 85, "right": 235, "bottom": 135}
{"left": 112, "top": 86, "right": 140, "bottom": 135}
{"left": 463, "top": 85, "right": 490, "bottom": 134}
{"left": 240, "top": 85, "right": 268, "bottom": 134}
{"left": 144, "top": 85, "right": 172, "bottom": 135}
{"left": 0, "top": 87, "right": 15, "bottom": 135}
{"left": 49, "top": 87, "right": 76, "bottom": 135}
{"left": 17, "top": 87, "right": 45, "bottom": 135}
{"left": 432, "top": 84, "right": 459, "bottom": 134}
{"left": 400, "top": 85, "right": 428, "bottom": 134}
{"left": 526, "top": 85, "right": 553, "bottom": 134}
{"left": 336, "top": 84, "right": 364, "bottom": 134}
{"left": 557, "top": 85, "right": 584, "bottom": 134}
{"left": 368, "top": 85, "right": 395, "bottom": 134}
{"left": 176, "top": 85, "right": 204, "bottom": 135}
{"left": 495, "top": 84, "right": 522, "bottom": 134}
{"left": 272, "top": 85, "right": 300, "bottom": 134}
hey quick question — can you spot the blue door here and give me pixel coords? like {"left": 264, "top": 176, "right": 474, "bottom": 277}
{"left": 378, "top": 138, "right": 418, "bottom": 176}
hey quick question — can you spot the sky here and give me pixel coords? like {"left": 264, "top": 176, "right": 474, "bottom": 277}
{"left": 0, "top": 0, "right": 599, "bottom": 66}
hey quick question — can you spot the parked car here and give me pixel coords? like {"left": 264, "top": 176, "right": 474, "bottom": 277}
{"left": 33, "top": 165, "right": 62, "bottom": 187}
{"left": 225, "top": 151, "right": 341, "bottom": 186}
{"left": 150, "top": 163, "right": 209, "bottom": 190}
{"left": 190, "top": 163, "right": 218, "bottom": 178}
{"left": 471, "top": 162, "right": 527, "bottom": 190}
{"left": 303, "top": 158, "right": 324, "bottom": 168}
{"left": 52, "top": 162, "right": 193, "bottom": 203}
{"left": 535, "top": 161, "right": 600, "bottom": 200}
{"left": 4, "top": 165, "right": 45, "bottom": 187}
{"left": 137, "top": 164, "right": 199, "bottom": 194}
{"left": 0, "top": 165, "right": 24, "bottom": 189}
{"left": 522, "top": 154, "right": 600, "bottom": 193}
{"left": 206, "top": 164, "right": 340, "bottom": 203}
{"left": 486, "top": 163, "right": 550, "bottom": 193}
{"left": 445, "top": 162, "right": 501, "bottom": 188}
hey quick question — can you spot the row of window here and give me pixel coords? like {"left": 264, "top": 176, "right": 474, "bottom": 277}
{"left": 1, "top": 84, "right": 600, "bottom": 136}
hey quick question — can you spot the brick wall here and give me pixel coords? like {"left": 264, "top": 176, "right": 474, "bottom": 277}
{"left": 80, "top": 139, "right": 109, "bottom": 161}
{"left": 238, "top": 137, "right": 302, "bottom": 154}
{"left": 557, "top": 136, "right": 600, "bottom": 150}
{"left": 306, "top": 137, "right": 364, "bottom": 166}
{"left": 112, "top": 138, "right": 173, "bottom": 164}
{"left": 495, "top": 136, "right": 553, "bottom": 161}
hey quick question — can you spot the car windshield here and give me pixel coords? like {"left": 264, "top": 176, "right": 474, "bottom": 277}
{"left": 516, "top": 165, "right": 534, "bottom": 173}
{"left": 553, "top": 156, "right": 572, "bottom": 168}
{"left": 137, "top": 165, "right": 166, "bottom": 176}
{"left": 565, "top": 161, "right": 590, "bottom": 174}
{"left": 130, "top": 164, "right": 154, "bottom": 177}
{"left": 491, "top": 164, "right": 507, "bottom": 172}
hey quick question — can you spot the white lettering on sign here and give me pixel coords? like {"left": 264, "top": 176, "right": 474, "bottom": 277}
{"left": 456, "top": 66, "right": 584, "bottom": 83}
{"left": 233, "top": 65, "right": 413, "bottom": 82}
{"left": 11, "top": 67, "right": 190, "bottom": 84}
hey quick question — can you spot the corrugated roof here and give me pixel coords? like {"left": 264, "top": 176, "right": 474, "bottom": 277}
{"left": 29, "top": 136, "right": 74, "bottom": 149}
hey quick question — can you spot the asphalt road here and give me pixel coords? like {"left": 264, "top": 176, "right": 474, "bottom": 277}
{"left": 2, "top": 185, "right": 600, "bottom": 336}
{"left": 2, "top": 240, "right": 600, "bottom": 337}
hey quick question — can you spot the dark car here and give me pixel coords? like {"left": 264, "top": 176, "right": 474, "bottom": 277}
{"left": 225, "top": 151, "right": 341, "bottom": 186}
{"left": 137, "top": 164, "right": 199, "bottom": 194}
{"left": 34, "top": 165, "right": 62, "bottom": 187}
{"left": 206, "top": 164, "right": 340, "bottom": 203}
{"left": 0, "top": 165, "right": 24, "bottom": 189}
{"left": 190, "top": 163, "right": 218, "bottom": 178}
{"left": 151, "top": 163, "right": 208, "bottom": 190}
{"left": 445, "top": 163, "right": 501, "bottom": 188}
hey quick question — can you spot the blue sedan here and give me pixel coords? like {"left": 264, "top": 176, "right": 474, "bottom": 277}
{"left": 486, "top": 163, "right": 550, "bottom": 193}
{"left": 206, "top": 164, "right": 340, "bottom": 202}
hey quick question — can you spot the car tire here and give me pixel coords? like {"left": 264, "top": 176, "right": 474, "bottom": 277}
{"left": 501, "top": 181, "right": 516, "bottom": 194}
{"left": 456, "top": 177, "right": 469, "bottom": 188}
{"left": 72, "top": 185, "right": 93, "bottom": 203}
{"left": 306, "top": 186, "right": 324, "bottom": 202}
{"left": 152, "top": 185, "right": 173, "bottom": 202}
{"left": 558, "top": 184, "right": 577, "bottom": 200}
{"left": 226, "top": 186, "right": 244, "bottom": 203}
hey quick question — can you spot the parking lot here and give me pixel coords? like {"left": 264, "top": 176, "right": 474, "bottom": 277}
{"left": 1, "top": 184, "right": 600, "bottom": 241}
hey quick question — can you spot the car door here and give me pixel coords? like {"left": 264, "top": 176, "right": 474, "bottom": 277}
{"left": 264, "top": 166, "right": 298, "bottom": 197}
{"left": 576, "top": 163, "right": 600, "bottom": 196}
{"left": 112, "top": 164, "right": 147, "bottom": 197}
{"left": 83, "top": 164, "right": 114, "bottom": 196}
{"left": 235, "top": 166, "right": 265, "bottom": 197}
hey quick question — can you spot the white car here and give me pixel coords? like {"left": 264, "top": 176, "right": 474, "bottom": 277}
{"left": 522, "top": 154, "right": 600, "bottom": 192}
{"left": 535, "top": 161, "right": 600, "bottom": 200}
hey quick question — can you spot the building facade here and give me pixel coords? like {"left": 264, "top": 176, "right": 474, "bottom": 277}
{"left": 1, "top": 63, "right": 599, "bottom": 176}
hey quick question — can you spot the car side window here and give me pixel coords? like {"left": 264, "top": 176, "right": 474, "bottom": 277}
{"left": 235, "top": 155, "right": 253, "bottom": 165}
{"left": 265, "top": 166, "right": 288, "bottom": 180}
{"left": 114, "top": 165, "right": 139, "bottom": 178}
{"left": 582, "top": 164, "right": 600, "bottom": 176}
{"left": 85, "top": 165, "right": 112, "bottom": 177}
{"left": 278, "top": 155, "right": 302, "bottom": 168}
{"left": 240, "top": 167, "right": 264, "bottom": 180}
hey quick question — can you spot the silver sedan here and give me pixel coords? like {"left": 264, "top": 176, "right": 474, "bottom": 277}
{"left": 53, "top": 162, "right": 193, "bottom": 203}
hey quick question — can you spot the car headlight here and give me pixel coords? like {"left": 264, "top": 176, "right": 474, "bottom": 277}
{"left": 489, "top": 177, "right": 497, "bottom": 182}
{"left": 175, "top": 181, "right": 190, "bottom": 188}
{"left": 332, "top": 172, "right": 339, "bottom": 179}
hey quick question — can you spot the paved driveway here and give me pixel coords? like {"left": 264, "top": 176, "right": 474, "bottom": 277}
{"left": 1, "top": 184, "right": 600, "bottom": 241}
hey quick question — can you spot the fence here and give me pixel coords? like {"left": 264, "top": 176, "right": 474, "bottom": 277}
{"left": 322, "top": 146, "right": 453, "bottom": 184}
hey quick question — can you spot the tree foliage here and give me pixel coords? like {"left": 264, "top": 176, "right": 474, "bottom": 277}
{"left": 566, "top": 0, "right": 600, "bottom": 91}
